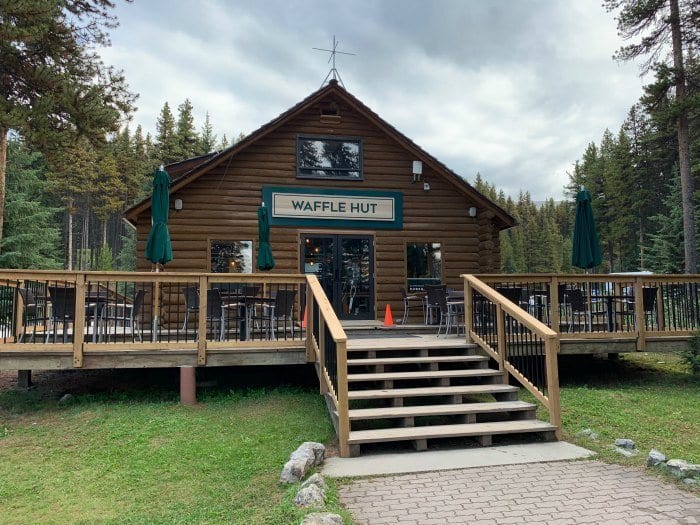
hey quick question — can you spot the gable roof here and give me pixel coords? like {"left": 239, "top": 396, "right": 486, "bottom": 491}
{"left": 125, "top": 80, "right": 515, "bottom": 229}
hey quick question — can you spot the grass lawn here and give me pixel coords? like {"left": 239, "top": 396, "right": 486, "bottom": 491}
{"left": 0, "top": 380, "right": 353, "bottom": 525}
{"left": 556, "top": 352, "right": 700, "bottom": 472}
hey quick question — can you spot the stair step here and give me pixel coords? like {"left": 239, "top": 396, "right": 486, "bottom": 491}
{"left": 348, "top": 384, "right": 518, "bottom": 401}
{"left": 347, "top": 355, "right": 487, "bottom": 366}
{"left": 349, "top": 400, "right": 536, "bottom": 420}
{"left": 348, "top": 420, "right": 556, "bottom": 444}
{"left": 347, "top": 343, "right": 475, "bottom": 353}
{"left": 348, "top": 368, "right": 501, "bottom": 382}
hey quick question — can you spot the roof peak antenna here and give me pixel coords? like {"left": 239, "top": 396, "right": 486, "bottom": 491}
{"left": 313, "top": 35, "right": 355, "bottom": 89}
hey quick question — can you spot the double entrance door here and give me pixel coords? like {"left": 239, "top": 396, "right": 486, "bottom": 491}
{"left": 301, "top": 234, "right": 374, "bottom": 320}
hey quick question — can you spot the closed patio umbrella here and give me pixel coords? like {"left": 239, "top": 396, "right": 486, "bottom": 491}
{"left": 257, "top": 204, "right": 275, "bottom": 271}
{"left": 145, "top": 167, "right": 173, "bottom": 266}
{"left": 572, "top": 189, "right": 601, "bottom": 270}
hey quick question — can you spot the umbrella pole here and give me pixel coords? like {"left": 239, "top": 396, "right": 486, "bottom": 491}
{"left": 153, "top": 264, "right": 160, "bottom": 342}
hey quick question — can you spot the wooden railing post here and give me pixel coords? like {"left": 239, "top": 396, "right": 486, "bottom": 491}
{"left": 197, "top": 275, "right": 207, "bottom": 365}
{"left": 336, "top": 339, "right": 350, "bottom": 457}
{"left": 152, "top": 278, "right": 160, "bottom": 343}
{"left": 318, "top": 316, "right": 327, "bottom": 395}
{"left": 305, "top": 282, "right": 315, "bottom": 362}
{"left": 550, "top": 276, "right": 560, "bottom": 334}
{"left": 656, "top": 286, "right": 664, "bottom": 330}
{"left": 545, "top": 334, "right": 562, "bottom": 439}
{"left": 464, "top": 276, "right": 473, "bottom": 343}
{"left": 496, "top": 304, "right": 507, "bottom": 381}
{"left": 14, "top": 280, "right": 24, "bottom": 342}
{"left": 634, "top": 277, "right": 646, "bottom": 351}
{"left": 73, "top": 274, "right": 86, "bottom": 368}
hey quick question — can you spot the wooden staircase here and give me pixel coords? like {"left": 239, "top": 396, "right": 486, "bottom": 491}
{"left": 344, "top": 338, "right": 557, "bottom": 456}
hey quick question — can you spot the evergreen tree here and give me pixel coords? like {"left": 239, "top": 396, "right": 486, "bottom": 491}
{"left": 155, "top": 102, "right": 179, "bottom": 165}
{"left": 0, "top": 0, "right": 135, "bottom": 246}
{"left": 176, "top": 98, "right": 198, "bottom": 159}
{"left": 645, "top": 166, "right": 686, "bottom": 273}
{"left": 0, "top": 140, "right": 61, "bottom": 269}
{"left": 197, "top": 111, "right": 217, "bottom": 154}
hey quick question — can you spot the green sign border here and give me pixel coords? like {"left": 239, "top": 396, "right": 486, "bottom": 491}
{"left": 262, "top": 186, "right": 403, "bottom": 229}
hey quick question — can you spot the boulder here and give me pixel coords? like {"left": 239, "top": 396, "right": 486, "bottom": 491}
{"left": 280, "top": 442, "right": 326, "bottom": 484}
{"left": 646, "top": 449, "right": 667, "bottom": 468}
{"left": 666, "top": 459, "right": 700, "bottom": 479}
{"left": 614, "top": 447, "right": 639, "bottom": 457}
{"left": 576, "top": 428, "right": 598, "bottom": 440}
{"left": 302, "top": 473, "right": 328, "bottom": 492}
{"left": 614, "top": 438, "right": 635, "bottom": 450}
{"left": 683, "top": 478, "right": 698, "bottom": 486}
{"left": 58, "top": 393, "right": 74, "bottom": 406}
{"left": 300, "top": 513, "right": 343, "bottom": 525}
{"left": 294, "top": 483, "right": 325, "bottom": 507}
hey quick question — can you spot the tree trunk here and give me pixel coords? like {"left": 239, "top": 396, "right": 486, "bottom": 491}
{"left": 0, "top": 126, "right": 7, "bottom": 254}
{"left": 670, "top": 0, "right": 697, "bottom": 273}
{"left": 102, "top": 220, "right": 107, "bottom": 247}
{"left": 67, "top": 203, "right": 74, "bottom": 271}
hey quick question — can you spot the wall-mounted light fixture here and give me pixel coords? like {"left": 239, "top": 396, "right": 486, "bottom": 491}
{"left": 412, "top": 160, "right": 423, "bottom": 183}
{"left": 423, "top": 181, "right": 430, "bottom": 192}
{"left": 468, "top": 206, "right": 477, "bottom": 217}
{"left": 174, "top": 198, "right": 183, "bottom": 211}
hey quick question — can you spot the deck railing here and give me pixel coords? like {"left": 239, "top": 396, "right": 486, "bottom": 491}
{"left": 0, "top": 270, "right": 307, "bottom": 366}
{"left": 305, "top": 274, "right": 349, "bottom": 457}
{"left": 463, "top": 274, "right": 562, "bottom": 438}
{"left": 475, "top": 274, "right": 700, "bottom": 350}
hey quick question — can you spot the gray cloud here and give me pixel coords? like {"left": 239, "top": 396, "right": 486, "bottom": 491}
{"left": 101, "top": 0, "right": 645, "bottom": 200}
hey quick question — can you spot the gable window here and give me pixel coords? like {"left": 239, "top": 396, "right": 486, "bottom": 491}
{"left": 297, "top": 136, "right": 362, "bottom": 179}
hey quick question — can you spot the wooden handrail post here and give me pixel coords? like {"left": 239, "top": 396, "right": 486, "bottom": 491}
{"left": 305, "top": 282, "right": 315, "bottom": 362}
{"left": 550, "top": 276, "right": 560, "bottom": 335}
{"left": 336, "top": 339, "right": 350, "bottom": 457}
{"left": 496, "top": 304, "right": 507, "bottom": 380}
{"left": 318, "top": 316, "right": 327, "bottom": 395}
{"left": 73, "top": 274, "right": 86, "bottom": 368}
{"left": 197, "top": 275, "right": 207, "bottom": 365}
{"left": 152, "top": 279, "right": 160, "bottom": 343}
{"left": 656, "top": 286, "right": 664, "bottom": 330}
{"left": 545, "top": 334, "right": 562, "bottom": 439}
{"left": 634, "top": 277, "right": 646, "bottom": 351}
{"left": 14, "top": 280, "right": 24, "bottom": 342}
{"left": 464, "top": 277, "right": 473, "bottom": 343}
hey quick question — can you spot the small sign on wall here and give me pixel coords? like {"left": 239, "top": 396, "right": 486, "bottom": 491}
{"left": 262, "top": 186, "right": 403, "bottom": 229}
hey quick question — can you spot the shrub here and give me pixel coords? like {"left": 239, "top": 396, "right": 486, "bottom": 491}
{"left": 682, "top": 331, "right": 700, "bottom": 375}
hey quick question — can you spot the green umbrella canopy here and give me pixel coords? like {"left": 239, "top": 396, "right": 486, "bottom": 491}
{"left": 257, "top": 205, "right": 275, "bottom": 271}
{"left": 145, "top": 168, "right": 173, "bottom": 265}
{"left": 572, "top": 189, "right": 602, "bottom": 270}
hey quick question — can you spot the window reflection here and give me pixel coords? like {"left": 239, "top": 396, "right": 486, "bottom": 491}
{"left": 211, "top": 241, "right": 253, "bottom": 273}
{"left": 406, "top": 242, "right": 441, "bottom": 291}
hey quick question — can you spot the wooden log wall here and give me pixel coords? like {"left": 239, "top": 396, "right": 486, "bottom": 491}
{"left": 136, "top": 94, "right": 502, "bottom": 321}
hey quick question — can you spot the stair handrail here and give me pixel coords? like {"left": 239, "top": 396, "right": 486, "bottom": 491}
{"left": 305, "top": 274, "right": 350, "bottom": 456}
{"left": 462, "top": 274, "right": 562, "bottom": 439}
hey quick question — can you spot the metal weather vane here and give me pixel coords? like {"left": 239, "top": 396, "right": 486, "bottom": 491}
{"left": 313, "top": 35, "right": 355, "bottom": 88}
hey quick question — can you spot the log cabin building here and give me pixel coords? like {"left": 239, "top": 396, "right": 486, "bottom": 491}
{"left": 125, "top": 80, "right": 514, "bottom": 322}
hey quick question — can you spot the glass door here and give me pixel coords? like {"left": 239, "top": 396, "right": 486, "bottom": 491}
{"left": 301, "top": 234, "right": 374, "bottom": 320}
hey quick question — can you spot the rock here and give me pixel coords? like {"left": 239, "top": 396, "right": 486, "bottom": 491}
{"left": 300, "top": 512, "right": 343, "bottom": 525}
{"left": 683, "top": 478, "right": 698, "bottom": 486}
{"left": 302, "top": 473, "right": 328, "bottom": 492}
{"left": 666, "top": 459, "right": 700, "bottom": 479}
{"left": 58, "top": 394, "right": 74, "bottom": 406}
{"left": 293, "top": 483, "right": 325, "bottom": 507}
{"left": 576, "top": 428, "right": 598, "bottom": 440}
{"left": 279, "top": 442, "right": 326, "bottom": 484}
{"left": 647, "top": 449, "right": 667, "bottom": 468}
{"left": 614, "top": 438, "right": 635, "bottom": 449}
{"left": 614, "top": 447, "right": 639, "bottom": 457}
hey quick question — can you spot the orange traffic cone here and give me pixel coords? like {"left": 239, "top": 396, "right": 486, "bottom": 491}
{"left": 301, "top": 306, "right": 308, "bottom": 328}
{"left": 383, "top": 304, "right": 395, "bottom": 327}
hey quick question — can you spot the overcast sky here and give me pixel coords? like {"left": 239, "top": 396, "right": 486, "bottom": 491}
{"left": 101, "top": 0, "right": 646, "bottom": 200}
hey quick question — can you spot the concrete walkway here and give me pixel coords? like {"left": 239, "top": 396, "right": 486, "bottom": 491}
{"left": 339, "top": 460, "right": 700, "bottom": 525}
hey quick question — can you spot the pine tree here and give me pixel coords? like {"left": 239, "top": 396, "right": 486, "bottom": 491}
{"left": 176, "top": 98, "right": 198, "bottom": 160}
{"left": 155, "top": 102, "right": 179, "bottom": 165}
{"left": 645, "top": 166, "right": 686, "bottom": 273}
{"left": 0, "top": 1, "right": 135, "bottom": 247}
{"left": 197, "top": 111, "right": 217, "bottom": 154}
{"left": 0, "top": 140, "right": 61, "bottom": 269}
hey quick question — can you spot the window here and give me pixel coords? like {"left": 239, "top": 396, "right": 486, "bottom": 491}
{"left": 297, "top": 136, "right": 362, "bottom": 179}
{"left": 406, "top": 242, "right": 442, "bottom": 291}
{"left": 210, "top": 240, "right": 253, "bottom": 273}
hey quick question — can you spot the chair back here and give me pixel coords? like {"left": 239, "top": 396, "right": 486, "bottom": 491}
{"left": 206, "top": 289, "right": 223, "bottom": 318}
{"left": 424, "top": 284, "right": 445, "bottom": 305}
{"left": 426, "top": 286, "right": 448, "bottom": 314}
{"left": 399, "top": 286, "right": 409, "bottom": 300}
{"left": 495, "top": 287, "right": 522, "bottom": 306}
{"left": 642, "top": 287, "right": 658, "bottom": 313}
{"left": 132, "top": 289, "right": 146, "bottom": 319}
{"left": 182, "top": 286, "right": 199, "bottom": 310}
{"left": 565, "top": 289, "right": 587, "bottom": 312}
{"left": 274, "top": 289, "right": 297, "bottom": 317}
{"left": 18, "top": 288, "right": 37, "bottom": 306}
{"left": 48, "top": 286, "right": 76, "bottom": 320}
{"left": 242, "top": 285, "right": 261, "bottom": 297}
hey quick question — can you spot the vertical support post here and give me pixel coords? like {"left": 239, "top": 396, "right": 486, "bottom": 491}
{"left": 496, "top": 303, "right": 507, "bottom": 380}
{"left": 305, "top": 282, "right": 315, "bottom": 362}
{"left": 550, "top": 276, "right": 560, "bottom": 334}
{"left": 318, "top": 316, "right": 327, "bottom": 395}
{"left": 197, "top": 275, "right": 208, "bottom": 364}
{"left": 17, "top": 370, "right": 32, "bottom": 389}
{"left": 545, "top": 335, "right": 562, "bottom": 440}
{"left": 180, "top": 366, "right": 196, "bottom": 405}
{"left": 14, "top": 280, "right": 24, "bottom": 342}
{"left": 73, "top": 274, "right": 86, "bottom": 368}
{"left": 464, "top": 276, "right": 473, "bottom": 344}
{"left": 656, "top": 285, "right": 664, "bottom": 330}
{"left": 152, "top": 278, "right": 160, "bottom": 343}
{"left": 336, "top": 338, "right": 350, "bottom": 458}
{"left": 634, "top": 277, "right": 646, "bottom": 351}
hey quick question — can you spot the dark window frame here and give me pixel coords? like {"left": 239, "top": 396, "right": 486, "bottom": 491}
{"left": 296, "top": 134, "right": 364, "bottom": 181}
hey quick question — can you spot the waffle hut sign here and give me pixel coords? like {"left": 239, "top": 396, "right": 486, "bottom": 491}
{"left": 262, "top": 186, "right": 403, "bottom": 229}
